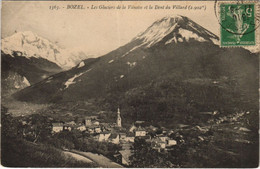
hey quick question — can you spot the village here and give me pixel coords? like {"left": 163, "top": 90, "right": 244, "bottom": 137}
{"left": 4, "top": 103, "right": 254, "bottom": 167}
{"left": 50, "top": 108, "right": 180, "bottom": 165}
{"left": 17, "top": 105, "right": 247, "bottom": 166}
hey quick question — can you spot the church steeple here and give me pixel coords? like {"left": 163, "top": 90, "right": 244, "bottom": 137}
{"left": 117, "top": 108, "right": 122, "bottom": 127}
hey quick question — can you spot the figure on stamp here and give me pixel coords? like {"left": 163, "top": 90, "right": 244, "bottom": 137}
{"left": 226, "top": 5, "right": 250, "bottom": 43}
{"left": 220, "top": 3, "right": 255, "bottom": 46}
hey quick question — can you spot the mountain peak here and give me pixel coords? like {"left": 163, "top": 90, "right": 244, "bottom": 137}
{"left": 134, "top": 15, "right": 183, "bottom": 46}
{"left": 159, "top": 14, "right": 187, "bottom": 22}
{"left": 155, "top": 14, "right": 184, "bottom": 23}
{"left": 17, "top": 31, "right": 38, "bottom": 39}
{"left": 7, "top": 31, "right": 37, "bottom": 39}
{"left": 134, "top": 15, "right": 219, "bottom": 47}
{"left": 2, "top": 31, "right": 60, "bottom": 59}
{"left": 1, "top": 31, "right": 92, "bottom": 69}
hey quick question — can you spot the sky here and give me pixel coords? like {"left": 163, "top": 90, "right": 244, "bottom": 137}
{"left": 1, "top": 1, "right": 219, "bottom": 57}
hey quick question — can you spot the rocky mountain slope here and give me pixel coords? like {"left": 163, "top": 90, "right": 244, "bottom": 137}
{"left": 1, "top": 50, "right": 62, "bottom": 96}
{"left": 13, "top": 15, "right": 258, "bottom": 120}
{"left": 1, "top": 31, "right": 94, "bottom": 95}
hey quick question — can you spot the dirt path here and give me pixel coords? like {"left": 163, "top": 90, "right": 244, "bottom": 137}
{"left": 63, "top": 151, "right": 94, "bottom": 163}
{"left": 71, "top": 150, "right": 124, "bottom": 168}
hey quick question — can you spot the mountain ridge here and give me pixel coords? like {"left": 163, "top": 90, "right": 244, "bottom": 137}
{"left": 13, "top": 16, "right": 258, "bottom": 119}
{"left": 1, "top": 31, "right": 92, "bottom": 69}
{"left": 133, "top": 15, "right": 219, "bottom": 47}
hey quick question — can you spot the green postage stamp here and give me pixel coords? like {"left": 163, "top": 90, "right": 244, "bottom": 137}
{"left": 220, "top": 3, "right": 255, "bottom": 47}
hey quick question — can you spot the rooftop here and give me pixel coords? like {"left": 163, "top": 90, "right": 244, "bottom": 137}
{"left": 135, "top": 127, "right": 146, "bottom": 131}
{"left": 135, "top": 121, "right": 145, "bottom": 124}
{"left": 52, "top": 123, "right": 63, "bottom": 127}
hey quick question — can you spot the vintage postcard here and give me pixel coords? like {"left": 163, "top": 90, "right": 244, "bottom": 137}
{"left": 1, "top": 0, "right": 259, "bottom": 168}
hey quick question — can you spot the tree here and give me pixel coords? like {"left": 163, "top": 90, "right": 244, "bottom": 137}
{"left": 130, "top": 138, "right": 176, "bottom": 167}
{"left": 30, "top": 114, "right": 51, "bottom": 143}
{"left": 1, "top": 106, "right": 20, "bottom": 138}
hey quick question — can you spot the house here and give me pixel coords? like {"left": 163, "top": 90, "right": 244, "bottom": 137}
{"left": 109, "top": 133, "right": 120, "bottom": 144}
{"left": 77, "top": 125, "right": 86, "bottom": 131}
{"left": 199, "top": 111, "right": 214, "bottom": 115}
{"left": 135, "top": 121, "right": 145, "bottom": 124}
{"left": 167, "top": 129, "right": 174, "bottom": 135}
{"left": 200, "top": 111, "right": 218, "bottom": 115}
{"left": 89, "top": 115, "right": 98, "bottom": 120}
{"left": 152, "top": 138, "right": 166, "bottom": 152}
{"left": 64, "top": 125, "right": 72, "bottom": 131}
{"left": 66, "top": 121, "right": 76, "bottom": 126}
{"left": 94, "top": 127, "right": 102, "bottom": 133}
{"left": 119, "top": 133, "right": 126, "bottom": 140}
{"left": 85, "top": 115, "right": 98, "bottom": 120}
{"left": 52, "top": 123, "right": 64, "bottom": 133}
{"left": 119, "top": 150, "right": 133, "bottom": 166}
{"left": 63, "top": 121, "right": 75, "bottom": 131}
{"left": 157, "top": 135, "right": 168, "bottom": 142}
{"left": 167, "top": 139, "right": 177, "bottom": 146}
{"left": 85, "top": 116, "right": 99, "bottom": 126}
{"left": 129, "top": 121, "right": 146, "bottom": 133}
{"left": 126, "top": 133, "right": 135, "bottom": 143}
{"left": 97, "top": 132, "right": 111, "bottom": 142}
{"left": 152, "top": 144, "right": 161, "bottom": 152}
{"left": 161, "top": 127, "right": 167, "bottom": 134}
{"left": 100, "top": 123, "right": 113, "bottom": 131}
{"left": 85, "top": 118, "right": 92, "bottom": 126}
{"left": 110, "top": 123, "right": 117, "bottom": 128}
{"left": 156, "top": 138, "right": 166, "bottom": 146}
{"left": 92, "top": 120, "right": 100, "bottom": 126}
{"left": 135, "top": 127, "right": 146, "bottom": 137}
{"left": 149, "top": 125, "right": 158, "bottom": 131}
{"left": 87, "top": 127, "right": 94, "bottom": 133}
{"left": 86, "top": 124, "right": 101, "bottom": 134}
{"left": 21, "top": 120, "right": 27, "bottom": 125}
{"left": 129, "top": 124, "right": 137, "bottom": 133}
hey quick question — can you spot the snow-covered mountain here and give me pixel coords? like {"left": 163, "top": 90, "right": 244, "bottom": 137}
{"left": 14, "top": 15, "right": 258, "bottom": 107}
{"left": 134, "top": 15, "right": 260, "bottom": 54}
{"left": 1, "top": 31, "right": 90, "bottom": 69}
{"left": 134, "top": 15, "right": 219, "bottom": 47}
{"left": 118, "top": 15, "right": 219, "bottom": 58}
{"left": 1, "top": 71, "right": 31, "bottom": 96}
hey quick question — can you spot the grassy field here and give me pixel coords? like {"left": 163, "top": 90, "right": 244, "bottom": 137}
{"left": 1, "top": 137, "right": 97, "bottom": 167}
{"left": 71, "top": 150, "right": 123, "bottom": 168}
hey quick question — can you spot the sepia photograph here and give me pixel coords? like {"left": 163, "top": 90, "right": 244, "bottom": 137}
{"left": 1, "top": 0, "right": 259, "bottom": 168}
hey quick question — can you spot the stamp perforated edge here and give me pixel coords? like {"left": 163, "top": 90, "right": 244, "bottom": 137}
{"left": 216, "top": 1, "right": 260, "bottom": 49}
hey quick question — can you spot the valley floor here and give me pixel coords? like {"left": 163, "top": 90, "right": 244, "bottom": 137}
{"left": 1, "top": 96, "right": 50, "bottom": 116}
{"left": 1, "top": 97, "right": 258, "bottom": 167}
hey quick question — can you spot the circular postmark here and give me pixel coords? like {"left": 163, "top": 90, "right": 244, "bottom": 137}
{"left": 214, "top": 0, "right": 260, "bottom": 46}
{"left": 214, "top": 0, "right": 260, "bottom": 36}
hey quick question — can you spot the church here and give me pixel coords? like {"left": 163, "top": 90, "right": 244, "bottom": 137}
{"left": 117, "top": 108, "right": 122, "bottom": 127}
